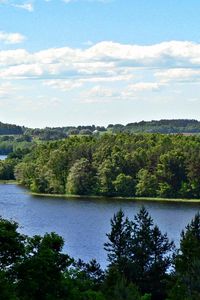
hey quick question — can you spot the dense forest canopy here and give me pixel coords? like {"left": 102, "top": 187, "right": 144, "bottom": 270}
{"left": 0, "top": 135, "right": 33, "bottom": 155}
{"left": 109, "top": 119, "right": 200, "bottom": 133}
{"left": 7, "top": 133, "right": 200, "bottom": 199}
{"left": 0, "top": 122, "right": 24, "bottom": 135}
{"left": 2, "top": 119, "right": 200, "bottom": 199}
{"left": 1, "top": 119, "right": 200, "bottom": 155}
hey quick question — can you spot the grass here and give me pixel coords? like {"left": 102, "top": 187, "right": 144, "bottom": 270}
{"left": 0, "top": 180, "right": 17, "bottom": 184}
{"left": 30, "top": 192, "right": 200, "bottom": 203}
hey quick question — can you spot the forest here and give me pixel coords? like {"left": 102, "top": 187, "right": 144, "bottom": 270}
{"left": 2, "top": 133, "right": 199, "bottom": 199}
{"left": 109, "top": 119, "right": 200, "bottom": 134}
{"left": 0, "top": 207, "right": 199, "bottom": 300}
{"left": 1, "top": 119, "right": 200, "bottom": 146}
{"left": 0, "top": 135, "right": 33, "bottom": 155}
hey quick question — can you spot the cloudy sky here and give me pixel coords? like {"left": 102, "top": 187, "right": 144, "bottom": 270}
{"left": 1, "top": 0, "right": 200, "bottom": 127}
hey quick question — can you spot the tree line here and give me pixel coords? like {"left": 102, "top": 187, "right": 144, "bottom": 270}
{"left": 12, "top": 133, "right": 200, "bottom": 199}
{"left": 109, "top": 119, "right": 200, "bottom": 134}
{"left": 0, "top": 122, "right": 23, "bottom": 135}
{"left": 2, "top": 119, "right": 200, "bottom": 142}
{"left": 0, "top": 135, "right": 33, "bottom": 155}
{"left": 0, "top": 207, "right": 200, "bottom": 300}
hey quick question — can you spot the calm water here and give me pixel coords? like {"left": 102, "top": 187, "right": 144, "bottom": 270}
{"left": 0, "top": 155, "right": 7, "bottom": 160}
{"left": 0, "top": 183, "right": 200, "bottom": 268}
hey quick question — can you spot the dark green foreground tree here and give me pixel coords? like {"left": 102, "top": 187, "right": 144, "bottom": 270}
{"left": 0, "top": 216, "right": 105, "bottom": 300}
{"left": 1, "top": 209, "right": 200, "bottom": 300}
{"left": 104, "top": 208, "right": 174, "bottom": 300}
{"left": 0, "top": 218, "right": 72, "bottom": 300}
{"left": 15, "top": 233, "right": 71, "bottom": 300}
{"left": 0, "top": 218, "right": 26, "bottom": 300}
{"left": 169, "top": 212, "right": 200, "bottom": 300}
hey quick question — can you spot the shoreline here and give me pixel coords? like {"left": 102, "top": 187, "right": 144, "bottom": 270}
{"left": 1, "top": 181, "right": 200, "bottom": 203}
{"left": 0, "top": 180, "right": 18, "bottom": 184}
{"left": 31, "top": 192, "right": 200, "bottom": 203}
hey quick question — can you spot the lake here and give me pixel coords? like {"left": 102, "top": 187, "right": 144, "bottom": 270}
{"left": 0, "top": 155, "right": 7, "bottom": 160}
{"left": 0, "top": 183, "right": 200, "bottom": 268}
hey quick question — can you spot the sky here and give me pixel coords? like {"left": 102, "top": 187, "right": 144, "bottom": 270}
{"left": 1, "top": 0, "right": 200, "bottom": 128}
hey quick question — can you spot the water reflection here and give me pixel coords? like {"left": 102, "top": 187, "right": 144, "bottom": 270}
{"left": 0, "top": 155, "right": 7, "bottom": 160}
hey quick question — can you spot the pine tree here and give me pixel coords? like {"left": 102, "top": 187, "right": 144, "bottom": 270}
{"left": 169, "top": 212, "right": 200, "bottom": 300}
{"left": 104, "top": 208, "right": 174, "bottom": 300}
{"left": 104, "top": 209, "right": 132, "bottom": 274}
{"left": 130, "top": 207, "right": 174, "bottom": 299}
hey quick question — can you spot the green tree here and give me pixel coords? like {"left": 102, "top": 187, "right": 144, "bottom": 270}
{"left": 130, "top": 208, "right": 174, "bottom": 299}
{"left": 14, "top": 161, "right": 36, "bottom": 187}
{"left": 0, "top": 218, "right": 25, "bottom": 270}
{"left": 105, "top": 208, "right": 174, "bottom": 300}
{"left": 113, "top": 173, "right": 135, "bottom": 197}
{"left": 0, "top": 270, "right": 16, "bottom": 300}
{"left": 135, "top": 169, "right": 157, "bottom": 197}
{"left": 0, "top": 218, "right": 26, "bottom": 300}
{"left": 0, "top": 159, "right": 16, "bottom": 180}
{"left": 169, "top": 213, "right": 200, "bottom": 300}
{"left": 66, "top": 158, "right": 96, "bottom": 195}
{"left": 47, "top": 149, "right": 69, "bottom": 193}
{"left": 104, "top": 210, "right": 132, "bottom": 274}
{"left": 185, "top": 150, "right": 200, "bottom": 198}
{"left": 97, "top": 159, "right": 116, "bottom": 196}
{"left": 112, "top": 277, "right": 144, "bottom": 300}
{"left": 15, "top": 233, "right": 72, "bottom": 300}
{"left": 156, "top": 151, "right": 186, "bottom": 198}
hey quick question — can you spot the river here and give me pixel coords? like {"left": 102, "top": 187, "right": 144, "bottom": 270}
{"left": 0, "top": 183, "right": 200, "bottom": 268}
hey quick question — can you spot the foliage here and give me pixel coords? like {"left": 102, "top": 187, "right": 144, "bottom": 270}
{"left": 66, "top": 158, "right": 97, "bottom": 195}
{"left": 104, "top": 210, "right": 132, "bottom": 271}
{"left": 169, "top": 213, "right": 200, "bottom": 300}
{"left": 104, "top": 207, "right": 174, "bottom": 300}
{"left": 110, "top": 119, "right": 200, "bottom": 134}
{"left": 0, "top": 209, "right": 200, "bottom": 299}
{"left": 0, "top": 122, "right": 23, "bottom": 135}
{"left": 11, "top": 133, "right": 200, "bottom": 199}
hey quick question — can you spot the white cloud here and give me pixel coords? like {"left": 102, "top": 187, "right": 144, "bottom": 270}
{"left": 187, "top": 98, "right": 200, "bottom": 103}
{"left": 0, "top": 49, "right": 30, "bottom": 66}
{"left": 2, "top": 40, "right": 200, "bottom": 80}
{"left": 120, "top": 82, "right": 165, "bottom": 99}
{"left": 0, "top": 1, "right": 34, "bottom": 12}
{"left": 0, "top": 31, "right": 25, "bottom": 44}
{"left": 44, "top": 79, "right": 83, "bottom": 91}
{"left": 85, "top": 85, "right": 115, "bottom": 97}
{"left": 81, "top": 85, "right": 119, "bottom": 103}
{"left": 0, "top": 0, "right": 112, "bottom": 10}
{"left": 156, "top": 68, "right": 200, "bottom": 83}
{"left": 62, "top": 0, "right": 112, "bottom": 3}
{"left": 83, "top": 40, "right": 94, "bottom": 46}
{"left": 12, "top": 2, "right": 34, "bottom": 12}
{"left": 1, "top": 40, "right": 200, "bottom": 101}
{"left": 126, "top": 82, "right": 164, "bottom": 92}
{"left": 0, "top": 82, "right": 18, "bottom": 98}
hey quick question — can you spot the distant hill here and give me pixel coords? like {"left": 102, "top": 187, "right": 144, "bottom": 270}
{"left": 1, "top": 119, "right": 200, "bottom": 138}
{"left": 108, "top": 119, "right": 200, "bottom": 134}
{"left": 0, "top": 122, "right": 24, "bottom": 135}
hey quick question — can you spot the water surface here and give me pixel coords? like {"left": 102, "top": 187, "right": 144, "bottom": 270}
{"left": 0, "top": 155, "right": 7, "bottom": 160}
{"left": 0, "top": 183, "right": 199, "bottom": 268}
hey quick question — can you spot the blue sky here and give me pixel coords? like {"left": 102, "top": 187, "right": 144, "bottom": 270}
{"left": 1, "top": 0, "right": 200, "bottom": 127}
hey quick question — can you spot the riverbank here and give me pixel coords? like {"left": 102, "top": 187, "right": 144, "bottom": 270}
{"left": 30, "top": 191, "right": 200, "bottom": 203}
{"left": 0, "top": 180, "right": 17, "bottom": 184}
